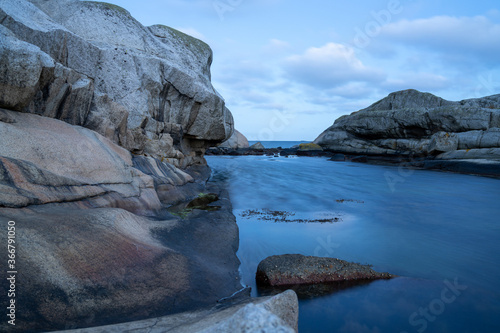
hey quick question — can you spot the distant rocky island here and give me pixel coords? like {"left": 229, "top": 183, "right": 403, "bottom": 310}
{"left": 212, "top": 89, "right": 500, "bottom": 177}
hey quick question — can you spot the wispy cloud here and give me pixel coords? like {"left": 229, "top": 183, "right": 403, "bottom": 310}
{"left": 262, "top": 39, "right": 291, "bottom": 54}
{"left": 284, "top": 42, "right": 386, "bottom": 88}
{"left": 382, "top": 72, "right": 450, "bottom": 91}
{"left": 379, "top": 15, "right": 500, "bottom": 63}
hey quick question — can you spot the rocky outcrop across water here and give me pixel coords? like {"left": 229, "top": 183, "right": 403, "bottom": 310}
{"left": 206, "top": 142, "right": 330, "bottom": 157}
{"left": 256, "top": 254, "right": 394, "bottom": 287}
{"left": 314, "top": 89, "right": 500, "bottom": 176}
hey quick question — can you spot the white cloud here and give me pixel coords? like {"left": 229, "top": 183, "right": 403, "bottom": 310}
{"left": 285, "top": 42, "right": 385, "bottom": 88}
{"left": 379, "top": 15, "right": 500, "bottom": 63}
{"left": 329, "top": 82, "right": 376, "bottom": 99}
{"left": 263, "top": 39, "right": 290, "bottom": 53}
{"left": 382, "top": 72, "right": 450, "bottom": 92}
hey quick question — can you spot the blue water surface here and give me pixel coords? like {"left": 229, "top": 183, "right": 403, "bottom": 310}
{"left": 207, "top": 155, "right": 500, "bottom": 333}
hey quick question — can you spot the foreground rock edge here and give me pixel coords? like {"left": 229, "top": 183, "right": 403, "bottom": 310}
{"left": 53, "top": 290, "right": 299, "bottom": 333}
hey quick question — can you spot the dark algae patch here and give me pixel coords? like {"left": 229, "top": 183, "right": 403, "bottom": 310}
{"left": 240, "top": 209, "right": 342, "bottom": 223}
{"left": 168, "top": 193, "right": 221, "bottom": 219}
{"left": 335, "top": 199, "right": 364, "bottom": 203}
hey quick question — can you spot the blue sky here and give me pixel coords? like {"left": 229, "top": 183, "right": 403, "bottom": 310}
{"left": 102, "top": 0, "right": 500, "bottom": 140}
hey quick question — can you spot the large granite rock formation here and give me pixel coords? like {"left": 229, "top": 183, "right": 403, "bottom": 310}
{"left": 0, "top": 0, "right": 234, "bottom": 168}
{"left": 0, "top": 111, "right": 243, "bottom": 332}
{"left": 1, "top": 179, "right": 242, "bottom": 332}
{"left": 0, "top": 0, "right": 251, "bottom": 332}
{"left": 314, "top": 89, "right": 500, "bottom": 175}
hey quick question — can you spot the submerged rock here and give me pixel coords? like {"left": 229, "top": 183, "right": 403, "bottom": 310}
{"left": 329, "top": 153, "right": 346, "bottom": 161}
{"left": 256, "top": 254, "right": 394, "bottom": 287}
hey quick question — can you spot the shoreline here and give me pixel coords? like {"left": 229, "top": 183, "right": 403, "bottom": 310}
{"left": 206, "top": 147, "right": 500, "bottom": 179}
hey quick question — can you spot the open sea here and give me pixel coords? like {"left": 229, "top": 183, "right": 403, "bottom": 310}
{"left": 207, "top": 154, "right": 500, "bottom": 333}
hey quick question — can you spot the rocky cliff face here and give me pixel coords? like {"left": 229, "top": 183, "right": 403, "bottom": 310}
{"left": 0, "top": 0, "right": 233, "bottom": 168}
{"left": 0, "top": 1, "right": 242, "bottom": 331}
{"left": 314, "top": 89, "right": 500, "bottom": 173}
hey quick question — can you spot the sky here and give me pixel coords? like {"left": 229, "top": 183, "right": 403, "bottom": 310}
{"left": 99, "top": 0, "right": 500, "bottom": 141}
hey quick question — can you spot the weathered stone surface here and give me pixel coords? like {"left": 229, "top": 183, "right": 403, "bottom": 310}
{"left": 0, "top": 0, "right": 233, "bottom": 167}
{"left": 250, "top": 142, "right": 265, "bottom": 150}
{"left": 423, "top": 158, "right": 500, "bottom": 177}
{"left": 0, "top": 1, "right": 245, "bottom": 332}
{"left": 0, "top": 191, "right": 242, "bottom": 332}
{"left": 298, "top": 142, "right": 323, "bottom": 151}
{"left": 428, "top": 132, "right": 459, "bottom": 154}
{"left": 0, "top": 109, "right": 161, "bottom": 212}
{"left": 256, "top": 254, "right": 394, "bottom": 287}
{"left": 456, "top": 128, "right": 500, "bottom": 149}
{"left": 54, "top": 290, "right": 298, "bottom": 333}
{"left": 218, "top": 129, "right": 250, "bottom": 149}
{"left": 0, "top": 110, "right": 242, "bottom": 332}
{"left": 361, "top": 89, "right": 455, "bottom": 110}
{"left": 330, "top": 153, "right": 346, "bottom": 161}
{"left": 314, "top": 89, "right": 500, "bottom": 175}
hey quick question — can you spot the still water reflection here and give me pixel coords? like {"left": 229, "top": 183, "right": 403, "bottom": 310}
{"left": 207, "top": 155, "right": 500, "bottom": 333}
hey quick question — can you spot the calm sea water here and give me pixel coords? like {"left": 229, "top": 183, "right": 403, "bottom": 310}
{"left": 207, "top": 155, "right": 500, "bottom": 333}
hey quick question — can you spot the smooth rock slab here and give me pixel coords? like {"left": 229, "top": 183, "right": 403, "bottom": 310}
{"left": 218, "top": 129, "right": 249, "bottom": 149}
{"left": 256, "top": 254, "right": 394, "bottom": 287}
{"left": 249, "top": 142, "right": 265, "bottom": 150}
{"left": 55, "top": 290, "right": 298, "bottom": 333}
